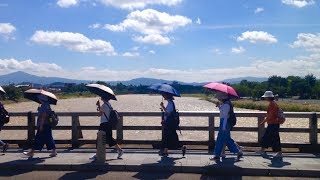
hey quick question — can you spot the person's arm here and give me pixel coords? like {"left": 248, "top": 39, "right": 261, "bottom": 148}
{"left": 39, "top": 112, "right": 46, "bottom": 131}
{"left": 160, "top": 101, "right": 174, "bottom": 115}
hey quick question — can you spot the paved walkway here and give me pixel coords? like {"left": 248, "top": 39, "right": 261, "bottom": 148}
{"left": 0, "top": 149, "right": 319, "bottom": 177}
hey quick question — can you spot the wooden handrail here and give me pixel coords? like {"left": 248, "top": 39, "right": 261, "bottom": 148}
{"left": 3, "top": 111, "right": 319, "bottom": 150}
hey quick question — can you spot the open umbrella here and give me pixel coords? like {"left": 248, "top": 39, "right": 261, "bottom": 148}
{"left": 203, "top": 82, "right": 239, "bottom": 98}
{"left": 24, "top": 89, "right": 58, "bottom": 105}
{"left": 0, "top": 86, "right": 5, "bottom": 94}
{"left": 86, "top": 84, "right": 117, "bottom": 100}
{"left": 148, "top": 83, "right": 180, "bottom": 97}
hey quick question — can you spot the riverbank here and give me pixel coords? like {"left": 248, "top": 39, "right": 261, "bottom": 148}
{"left": 203, "top": 95, "right": 320, "bottom": 112}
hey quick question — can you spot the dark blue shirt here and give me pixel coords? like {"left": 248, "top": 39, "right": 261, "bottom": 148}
{"left": 37, "top": 102, "right": 51, "bottom": 127}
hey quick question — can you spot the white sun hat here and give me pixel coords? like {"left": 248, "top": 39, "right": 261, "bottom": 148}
{"left": 261, "top": 91, "right": 275, "bottom": 98}
{"left": 0, "top": 86, "right": 5, "bottom": 94}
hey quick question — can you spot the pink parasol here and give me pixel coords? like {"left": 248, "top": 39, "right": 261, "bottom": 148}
{"left": 203, "top": 82, "right": 239, "bottom": 98}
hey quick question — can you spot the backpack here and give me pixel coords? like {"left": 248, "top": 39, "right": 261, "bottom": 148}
{"left": 225, "top": 101, "right": 237, "bottom": 128}
{"left": 0, "top": 104, "right": 9, "bottom": 124}
{"left": 167, "top": 101, "right": 181, "bottom": 133}
{"left": 278, "top": 108, "right": 285, "bottom": 124}
{"left": 104, "top": 103, "right": 120, "bottom": 128}
{"left": 48, "top": 110, "right": 59, "bottom": 127}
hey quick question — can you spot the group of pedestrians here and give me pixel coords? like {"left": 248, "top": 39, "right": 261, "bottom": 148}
{"left": 0, "top": 83, "right": 283, "bottom": 161}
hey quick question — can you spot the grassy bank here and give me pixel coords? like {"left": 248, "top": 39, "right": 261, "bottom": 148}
{"left": 203, "top": 95, "right": 320, "bottom": 112}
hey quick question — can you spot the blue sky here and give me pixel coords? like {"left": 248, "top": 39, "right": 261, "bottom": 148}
{"left": 0, "top": 0, "right": 320, "bottom": 82}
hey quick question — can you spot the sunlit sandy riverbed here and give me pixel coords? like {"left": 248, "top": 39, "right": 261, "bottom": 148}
{"left": 1, "top": 95, "right": 317, "bottom": 144}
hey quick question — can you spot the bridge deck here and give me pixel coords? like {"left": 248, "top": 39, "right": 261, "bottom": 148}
{"left": 0, "top": 149, "right": 319, "bottom": 177}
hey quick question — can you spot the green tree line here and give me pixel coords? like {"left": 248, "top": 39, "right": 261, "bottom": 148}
{"left": 233, "top": 74, "right": 320, "bottom": 99}
{"left": 1, "top": 74, "right": 319, "bottom": 101}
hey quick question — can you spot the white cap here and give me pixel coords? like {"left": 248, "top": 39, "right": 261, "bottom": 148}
{"left": 261, "top": 91, "right": 274, "bottom": 98}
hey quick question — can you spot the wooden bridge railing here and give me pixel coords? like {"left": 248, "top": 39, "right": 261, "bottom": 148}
{"left": 2, "top": 111, "right": 319, "bottom": 150}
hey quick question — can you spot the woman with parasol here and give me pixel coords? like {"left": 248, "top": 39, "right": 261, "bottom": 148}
{"left": 86, "top": 84, "right": 123, "bottom": 160}
{"left": 23, "top": 89, "right": 58, "bottom": 157}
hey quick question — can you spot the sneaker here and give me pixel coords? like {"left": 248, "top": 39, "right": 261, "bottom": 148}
{"left": 237, "top": 151, "right": 243, "bottom": 160}
{"left": 117, "top": 149, "right": 123, "bottom": 159}
{"left": 89, "top": 154, "right": 97, "bottom": 160}
{"left": 160, "top": 152, "right": 168, "bottom": 157}
{"left": 182, "top": 146, "right": 186, "bottom": 157}
{"left": 209, "top": 156, "right": 220, "bottom": 161}
{"left": 256, "top": 149, "right": 267, "bottom": 156}
{"left": 274, "top": 152, "right": 283, "bottom": 158}
{"left": 49, "top": 151, "right": 57, "bottom": 157}
{"left": 23, "top": 151, "right": 34, "bottom": 157}
{"left": 2, "top": 143, "right": 8, "bottom": 153}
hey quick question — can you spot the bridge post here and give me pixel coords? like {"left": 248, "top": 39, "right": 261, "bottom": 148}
{"left": 116, "top": 115, "right": 123, "bottom": 143}
{"left": 208, "top": 114, "right": 215, "bottom": 151}
{"left": 72, "top": 115, "right": 80, "bottom": 148}
{"left": 309, "top": 113, "right": 318, "bottom": 146}
{"left": 27, "top": 111, "right": 35, "bottom": 147}
{"left": 257, "top": 116, "right": 265, "bottom": 143}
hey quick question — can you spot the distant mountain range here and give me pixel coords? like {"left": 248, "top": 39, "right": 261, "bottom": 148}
{"left": 0, "top": 71, "right": 267, "bottom": 86}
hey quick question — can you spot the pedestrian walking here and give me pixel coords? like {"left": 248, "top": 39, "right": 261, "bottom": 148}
{"left": 256, "top": 91, "right": 283, "bottom": 159}
{"left": 209, "top": 91, "right": 243, "bottom": 161}
{"left": 0, "top": 86, "right": 9, "bottom": 153}
{"left": 160, "top": 93, "right": 186, "bottom": 157}
{"left": 86, "top": 84, "right": 123, "bottom": 160}
{"left": 23, "top": 92, "right": 57, "bottom": 157}
{"left": 149, "top": 83, "right": 186, "bottom": 157}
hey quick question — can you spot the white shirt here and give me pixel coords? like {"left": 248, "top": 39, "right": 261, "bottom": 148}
{"left": 218, "top": 102, "right": 230, "bottom": 130}
{"left": 100, "top": 102, "right": 112, "bottom": 124}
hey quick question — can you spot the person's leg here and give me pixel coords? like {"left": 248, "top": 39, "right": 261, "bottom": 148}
{"left": 24, "top": 128, "right": 44, "bottom": 156}
{"left": 213, "top": 128, "right": 228, "bottom": 158}
{"left": 0, "top": 139, "right": 8, "bottom": 153}
{"left": 221, "top": 144, "right": 226, "bottom": 157}
{"left": 270, "top": 124, "right": 282, "bottom": 157}
{"left": 162, "top": 126, "right": 169, "bottom": 156}
{"left": 105, "top": 123, "right": 123, "bottom": 158}
{"left": 0, "top": 139, "right": 5, "bottom": 146}
{"left": 257, "top": 125, "right": 272, "bottom": 155}
{"left": 44, "top": 126, "right": 57, "bottom": 157}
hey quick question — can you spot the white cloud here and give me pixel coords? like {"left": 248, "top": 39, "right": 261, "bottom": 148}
{"left": 133, "top": 34, "right": 170, "bottom": 45}
{"left": 89, "top": 23, "right": 102, "bottom": 29}
{"left": 122, "top": 52, "right": 140, "bottom": 57}
{"left": 149, "top": 50, "right": 155, "bottom": 54}
{"left": 57, "top": 0, "right": 79, "bottom": 8}
{"left": 196, "top": 18, "right": 201, "bottom": 25}
{"left": 0, "top": 58, "right": 62, "bottom": 75}
{"left": 237, "top": 31, "right": 278, "bottom": 44}
{"left": 1, "top": 55, "right": 319, "bottom": 82}
{"left": 70, "top": 55, "right": 319, "bottom": 82}
{"left": 105, "top": 9, "right": 191, "bottom": 35}
{"left": 291, "top": 33, "right": 320, "bottom": 52}
{"left": 99, "top": 0, "right": 183, "bottom": 10}
{"left": 104, "top": 9, "right": 191, "bottom": 45}
{"left": 30, "top": 30, "right": 117, "bottom": 56}
{"left": 254, "top": 7, "right": 264, "bottom": 14}
{"left": 81, "top": 66, "right": 96, "bottom": 71}
{"left": 0, "top": 23, "right": 16, "bottom": 39}
{"left": 282, "top": 0, "right": 315, "bottom": 8}
{"left": 231, "top": 46, "right": 246, "bottom": 54}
